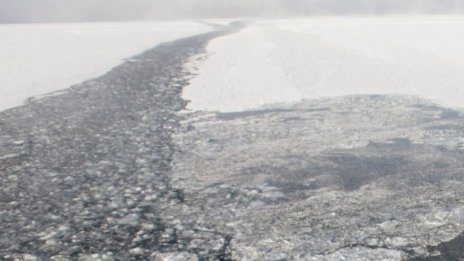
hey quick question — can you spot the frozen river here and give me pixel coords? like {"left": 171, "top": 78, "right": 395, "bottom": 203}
{"left": 3, "top": 18, "right": 464, "bottom": 260}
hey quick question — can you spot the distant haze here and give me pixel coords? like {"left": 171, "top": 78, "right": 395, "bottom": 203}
{"left": 0, "top": 0, "right": 464, "bottom": 23}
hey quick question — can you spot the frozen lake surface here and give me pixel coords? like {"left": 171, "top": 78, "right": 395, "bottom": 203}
{"left": 184, "top": 16, "right": 464, "bottom": 112}
{"left": 0, "top": 21, "right": 211, "bottom": 111}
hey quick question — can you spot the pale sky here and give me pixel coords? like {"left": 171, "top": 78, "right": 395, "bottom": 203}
{"left": 0, "top": 0, "right": 463, "bottom": 23}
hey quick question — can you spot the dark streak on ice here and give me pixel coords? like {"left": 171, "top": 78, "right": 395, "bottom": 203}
{"left": 0, "top": 22, "right": 243, "bottom": 260}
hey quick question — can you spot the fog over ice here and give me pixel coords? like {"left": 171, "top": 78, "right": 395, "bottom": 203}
{"left": 1, "top": 0, "right": 464, "bottom": 23}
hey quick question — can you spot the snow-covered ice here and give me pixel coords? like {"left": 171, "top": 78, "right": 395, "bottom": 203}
{"left": 183, "top": 25, "right": 302, "bottom": 112}
{"left": 0, "top": 21, "right": 211, "bottom": 111}
{"left": 184, "top": 16, "right": 464, "bottom": 112}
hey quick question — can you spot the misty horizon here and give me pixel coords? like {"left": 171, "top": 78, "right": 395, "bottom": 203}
{"left": 1, "top": 0, "right": 464, "bottom": 23}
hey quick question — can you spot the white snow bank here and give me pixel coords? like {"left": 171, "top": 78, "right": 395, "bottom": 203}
{"left": 184, "top": 16, "right": 464, "bottom": 112}
{"left": 0, "top": 21, "right": 211, "bottom": 111}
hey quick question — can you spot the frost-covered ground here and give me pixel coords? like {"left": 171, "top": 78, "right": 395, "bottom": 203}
{"left": 0, "top": 21, "right": 211, "bottom": 111}
{"left": 184, "top": 16, "right": 464, "bottom": 112}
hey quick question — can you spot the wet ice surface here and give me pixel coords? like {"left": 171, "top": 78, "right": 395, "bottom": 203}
{"left": 3, "top": 20, "right": 464, "bottom": 261}
{"left": 174, "top": 95, "right": 464, "bottom": 260}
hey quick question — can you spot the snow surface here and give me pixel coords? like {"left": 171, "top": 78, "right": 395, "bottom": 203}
{"left": 0, "top": 21, "right": 211, "bottom": 111}
{"left": 184, "top": 16, "right": 464, "bottom": 112}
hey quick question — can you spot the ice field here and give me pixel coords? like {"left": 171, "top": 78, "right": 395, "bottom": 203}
{"left": 184, "top": 16, "right": 464, "bottom": 112}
